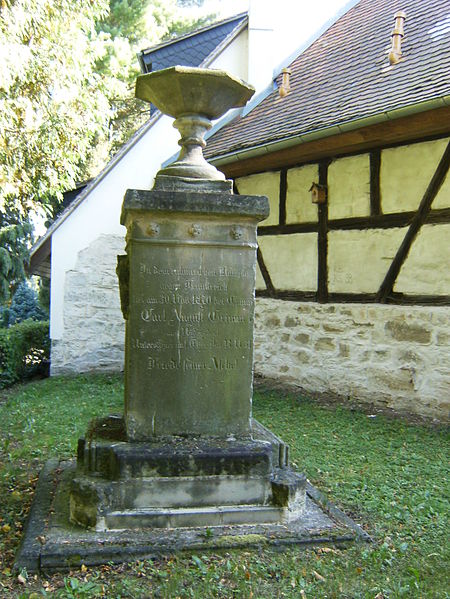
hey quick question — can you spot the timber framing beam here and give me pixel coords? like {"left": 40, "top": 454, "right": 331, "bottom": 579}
{"left": 257, "top": 208, "right": 450, "bottom": 236}
{"left": 220, "top": 106, "right": 450, "bottom": 178}
{"left": 377, "top": 140, "right": 450, "bottom": 302}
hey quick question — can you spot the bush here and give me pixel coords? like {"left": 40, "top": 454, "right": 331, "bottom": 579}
{"left": 0, "top": 319, "right": 50, "bottom": 388}
{"left": 0, "top": 304, "right": 9, "bottom": 328}
{"left": 8, "top": 281, "right": 47, "bottom": 326}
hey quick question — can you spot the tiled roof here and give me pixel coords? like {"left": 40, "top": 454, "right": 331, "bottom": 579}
{"left": 138, "top": 13, "right": 248, "bottom": 73}
{"left": 205, "top": 0, "right": 450, "bottom": 160}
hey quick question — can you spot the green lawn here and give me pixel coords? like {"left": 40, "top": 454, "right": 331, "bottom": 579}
{"left": 0, "top": 373, "right": 448, "bottom": 598}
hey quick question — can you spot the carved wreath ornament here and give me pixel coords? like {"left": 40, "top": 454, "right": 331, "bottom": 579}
{"left": 230, "top": 226, "right": 243, "bottom": 240}
{"left": 147, "top": 223, "right": 160, "bottom": 236}
{"left": 188, "top": 224, "right": 202, "bottom": 237}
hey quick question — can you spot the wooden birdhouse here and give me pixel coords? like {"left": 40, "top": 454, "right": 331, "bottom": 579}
{"left": 309, "top": 182, "right": 327, "bottom": 204}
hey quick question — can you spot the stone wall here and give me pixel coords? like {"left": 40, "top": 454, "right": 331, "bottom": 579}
{"left": 51, "top": 235, "right": 125, "bottom": 375}
{"left": 254, "top": 298, "right": 450, "bottom": 420}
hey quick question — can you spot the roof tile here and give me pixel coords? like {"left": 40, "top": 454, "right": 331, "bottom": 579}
{"left": 205, "top": 0, "right": 450, "bottom": 159}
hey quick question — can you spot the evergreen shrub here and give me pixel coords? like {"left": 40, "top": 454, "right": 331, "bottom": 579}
{"left": 8, "top": 282, "right": 47, "bottom": 326}
{"left": 0, "top": 319, "right": 50, "bottom": 388}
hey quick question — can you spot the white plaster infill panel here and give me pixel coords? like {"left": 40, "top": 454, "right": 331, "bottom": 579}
{"left": 380, "top": 137, "right": 450, "bottom": 214}
{"left": 235, "top": 172, "right": 280, "bottom": 226}
{"left": 259, "top": 234, "right": 318, "bottom": 291}
{"left": 255, "top": 262, "right": 266, "bottom": 291}
{"left": 286, "top": 164, "right": 319, "bottom": 224}
{"left": 328, "top": 154, "right": 370, "bottom": 220}
{"left": 328, "top": 228, "right": 406, "bottom": 294}
{"left": 395, "top": 224, "right": 450, "bottom": 295}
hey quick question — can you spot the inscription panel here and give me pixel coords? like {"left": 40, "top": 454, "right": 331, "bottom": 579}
{"left": 125, "top": 242, "right": 256, "bottom": 439}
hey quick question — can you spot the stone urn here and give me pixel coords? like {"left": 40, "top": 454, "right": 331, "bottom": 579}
{"left": 135, "top": 66, "right": 255, "bottom": 182}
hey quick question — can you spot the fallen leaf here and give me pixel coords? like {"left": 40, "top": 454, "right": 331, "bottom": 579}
{"left": 318, "top": 547, "right": 338, "bottom": 554}
{"left": 17, "top": 574, "right": 26, "bottom": 585}
{"left": 313, "top": 570, "right": 326, "bottom": 582}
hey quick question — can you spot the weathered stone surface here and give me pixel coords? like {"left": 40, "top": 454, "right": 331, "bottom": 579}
{"left": 385, "top": 320, "right": 431, "bottom": 344}
{"left": 78, "top": 437, "right": 273, "bottom": 480}
{"left": 121, "top": 188, "right": 268, "bottom": 440}
{"left": 51, "top": 234, "right": 126, "bottom": 376}
{"left": 271, "top": 469, "right": 306, "bottom": 509}
{"left": 16, "top": 460, "right": 362, "bottom": 573}
{"left": 254, "top": 299, "right": 450, "bottom": 420}
{"left": 70, "top": 433, "right": 306, "bottom": 530}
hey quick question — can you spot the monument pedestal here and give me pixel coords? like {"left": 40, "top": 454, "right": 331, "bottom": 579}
{"left": 15, "top": 69, "right": 366, "bottom": 572}
{"left": 70, "top": 417, "right": 305, "bottom": 531}
{"left": 70, "top": 184, "right": 306, "bottom": 532}
{"left": 119, "top": 185, "right": 266, "bottom": 440}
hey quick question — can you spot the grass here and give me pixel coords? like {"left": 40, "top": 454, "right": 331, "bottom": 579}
{"left": 0, "top": 373, "right": 448, "bottom": 598}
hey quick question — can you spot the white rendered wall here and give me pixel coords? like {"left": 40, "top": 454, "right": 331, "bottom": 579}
{"left": 50, "top": 30, "right": 251, "bottom": 373}
{"left": 209, "top": 27, "right": 248, "bottom": 82}
{"left": 50, "top": 113, "right": 179, "bottom": 341}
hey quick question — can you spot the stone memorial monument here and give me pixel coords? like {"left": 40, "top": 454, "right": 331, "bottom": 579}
{"left": 16, "top": 67, "right": 363, "bottom": 572}
{"left": 70, "top": 66, "right": 306, "bottom": 531}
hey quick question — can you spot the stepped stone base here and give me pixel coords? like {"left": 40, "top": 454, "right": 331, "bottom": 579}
{"left": 70, "top": 417, "right": 306, "bottom": 531}
{"left": 14, "top": 418, "right": 369, "bottom": 572}
{"left": 15, "top": 459, "right": 368, "bottom": 573}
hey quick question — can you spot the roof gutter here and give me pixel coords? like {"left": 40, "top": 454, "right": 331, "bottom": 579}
{"left": 209, "top": 95, "right": 450, "bottom": 166}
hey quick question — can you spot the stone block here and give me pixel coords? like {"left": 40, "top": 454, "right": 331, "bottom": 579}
{"left": 294, "top": 333, "right": 310, "bottom": 344}
{"left": 385, "top": 321, "right": 431, "bottom": 344}
{"left": 78, "top": 438, "right": 273, "bottom": 480}
{"left": 296, "top": 350, "right": 310, "bottom": 363}
{"left": 265, "top": 315, "right": 281, "bottom": 326}
{"left": 271, "top": 469, "right": 306, "bottom": 520}
{"left": 284, "top": 316, "right": 298, "bottom": 327}
{"left": 315, "top": 337, "right": 336, "bottom": 351}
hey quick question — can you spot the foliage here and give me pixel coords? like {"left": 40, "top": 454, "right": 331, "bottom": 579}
{"left": 0, "top": 0, "right": 213, "bottom": 291}
{"left": 0, "top": 305, "right": 9, "bottom": 328}
{"left": 37, "top": 276, "right": 50, "bottom": 313}
{"left": 0, "top": 319, "right": 49, "bottom": 388}
{"left": 95, "top": 0, "right": 214, "bottom": 156}
{"left": 0, "top": 375, "right": 448, "bottom": 597}
{"left": 7, "top": 281, "right": 47, "bottom": 325}
{"left": 0, "top": 0, "right": 111, "bottom": 214}
{"left": 0, "top": 200, "right": 33, "bottom": 302}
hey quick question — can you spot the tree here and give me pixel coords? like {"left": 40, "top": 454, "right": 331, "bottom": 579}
{"left": 0, "top": 0, "right": 111, "bottom": 214}
{"left": 0, "top": 0, "right": 214, "bottom": 296}
{"left": 95, "top": 0, "right": 213, "bottom": 156}
{"left": 8, "top": 281, "right": 46, "bottom": 325}
{"left": 0, "top": 200, "right": 32, "bottom": 302}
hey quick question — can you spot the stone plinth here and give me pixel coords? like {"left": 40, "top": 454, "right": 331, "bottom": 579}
{"left": 70, "top": 422, "right": 306, "bottom": 531}
{"left": 119, "top": 187, "right": 269, "bottom": 441}
{"left": 67, "top": 181, "right": 309, "bottom": 535}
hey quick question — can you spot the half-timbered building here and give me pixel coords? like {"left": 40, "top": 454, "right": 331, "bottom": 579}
{"left": 204, "top": 0, "right": 450, "bottom": 419}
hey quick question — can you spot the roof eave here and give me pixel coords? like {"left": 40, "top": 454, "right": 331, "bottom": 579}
{"left": 138, "top": 12, "right": 248, "bottom": 58}
{"left": 210, "top": 95, "right": 450, "bottom": 167}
